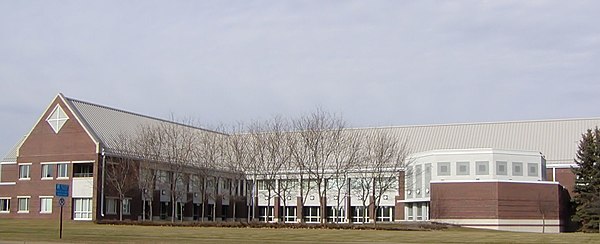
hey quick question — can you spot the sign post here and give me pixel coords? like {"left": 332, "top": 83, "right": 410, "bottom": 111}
{"left": 55, "top": 184, "right": 69, "bottom": 239}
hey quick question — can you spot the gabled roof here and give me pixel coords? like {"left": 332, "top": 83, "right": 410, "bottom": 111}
{"left": 62, "top": 95, "right": 225, "bottom": 155}
{"left": 346, "top": 118, "right": 600, "bottom": 163}
{"left": 1, "top": 136, "right": 25, "bottom": 163}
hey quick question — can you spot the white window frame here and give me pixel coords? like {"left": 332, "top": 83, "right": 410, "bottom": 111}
{"left": 258, "top": 206, "right": 274, "bottom": 222}
{"left": 122, "top": 198, "right": 131, "bottom": 215}
{"left": 352, "top": 206, "right": 368, "bottom": 223}
{"left": 303, "top": 206, "right": 320, "bottom": 223}
{"left": 18, "top": 163, "right": 31, "bottom": 180}
{"left": 57, "top": 163, "right": 69, "bottom": 179}
{"left": 74, "top": 198, "right": 92, "bottom": 220}
{"left": 40, "top": 196, "right": 54, "bottom": 214}
{"left": 0, "top": 197, "right": 10, "bottom": 213}
{"left": 284, "top": 206, "right": 297, "bottom": 223}
{"left": 17, "top": 196, "right": 30, "bottom": 213}
{"left": 41, "top": 164, "right": 54, "bottom": 180}
{"left": 106, "top": 198, "right": 118, "bottom": 215}
{"left": 376, "top": 206, "right": 393, "bottom": 222}
{"left": 46, "top": 104, "right": 69, "bottom": 134}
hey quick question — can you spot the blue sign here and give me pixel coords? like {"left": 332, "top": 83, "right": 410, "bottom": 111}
{"left": 55, "top": 184, "right": 69, "bottom": 197}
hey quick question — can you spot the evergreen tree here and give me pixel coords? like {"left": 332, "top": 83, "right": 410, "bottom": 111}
{"left": 572, "top": 128, "right": 600, "bottom": 232}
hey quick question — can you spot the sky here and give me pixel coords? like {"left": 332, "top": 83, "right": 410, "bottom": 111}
{"left": 1, "top": 0, "right": 600, "bottom": 156}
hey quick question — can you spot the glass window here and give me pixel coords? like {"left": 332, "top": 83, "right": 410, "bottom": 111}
{"left": 303, "top": 206, "right": 320, "bottom": 223}
{"left": 122, "top": 199, "right": 131, "bottom": 215}
{"left": 437, "top": 162, "right": 451, "bottom": 176}
{"left": 528, "top": 163, "right": 539, "bottom": 177}
{"left": 40, "top": 197, "right": 52, "bottom": 213}
{"left": 41, "top": 164, "right": 54, "bottom": 179}
{"left": 496, "top": 161, "right": 508, "bottom": 175}
{"left": 74, "top": 198, "right": 92, "bottom": 220}
{"left": 57, "top": 163, "right": 68, "bottom": 178}
{"left": 352, "top": 206, "right": 369, "bottom": 223}
{"left": 513, "top": 162, "right": 523, "bottom": 176}
{"left": 476, "top": 161, "right": 489, "bottom": 175}
{"left": 19, "top": 165, "right": 30, "bottom": 179}
{"left": 376, "top": 206, "right": 394, "bottom": 222}
{"left": 0, "top": 198, "right": 10, "bottom": 213}
{"left": 456, "top": 162, "right": 470, "bottom": 175}
{"left": 107, "top": 198, "right": 117, "bottom": 214}
{"left": 258, "top": 206, "right": 274, "bottom": 222}
{"left": 46, "top": 105, "right": 69, "bottom": 133}
{"left": 18, "top": 197, "right": 29, "bottom": 213}
{"left": 284, "top": 206, "right": 297, "bottom": 223}
{"left": 406, "top": 204, "right": 413, "bottom": 220}
{"left": 327, "top": 206, "right": 345, "bottom": 223}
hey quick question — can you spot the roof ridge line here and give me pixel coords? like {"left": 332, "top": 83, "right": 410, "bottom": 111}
{"left": 345, "top": 117, "right": 600, "bottom": 131}
{"left": 64, "top": 96, "right": 228, "bottom": 135}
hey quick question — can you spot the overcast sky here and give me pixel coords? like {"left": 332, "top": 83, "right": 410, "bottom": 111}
{"left": 1, "top": 1, "right": 600, "bottom": 156}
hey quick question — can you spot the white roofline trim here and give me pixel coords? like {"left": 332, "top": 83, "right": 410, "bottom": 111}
{"left": 546, "top": 163, "right": 578, "bottom": 169}
{"left": 430, "top": 180, "right": 560, "bottom": 185}
{"left": 60, "top": 94, "right": 101, "bottom": 153}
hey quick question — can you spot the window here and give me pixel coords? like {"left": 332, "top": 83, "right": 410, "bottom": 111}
{"left": 284, "top": 206, "right": 297, "bottom": 223}
{"left": 303, "top": 206, "right": 320, "bottom": 223}
{"left": 106, "top": 198, "right": 118, "bottom": 214}
{"left": 40, "top": 197, "right": 53, "bottom": 213}
{"left": 18, "top": 197, "right": 29, "bottom": 213}
{"left": 41, "top": 164, "right": 54, "bottom": 179}
{"left": 74, "top": 198, "right": 92, "bottom": 220}
{"left": 476, "top": 161, "right": 489, "bottom": 175}
{"left": 456, "top": 162, "right": 470, "bottom": 175}
{"left": 406, "top": 204, "right": 413, "bottom": 220}
{"left": 46, "top": 105, "right": 69, "bottom": 133}
{"left": 57, "top": 163, "right": 68, "bottom": 178}
{"left": 416, "top": 203, "right": 423, "bottom": 220}
{"left": 437, "top": 162, "right": 451, "bottom": 176}
{"left": 73, "top": 163, "right": 93, "bottom": 177}
{"left": 0, "top": 198, "right": 10, "bottom": 213}
{"left": 122, "top": 198, "right": 131, "bottom": 215}
{"left": 257, "top": 180, "right": 273, "bottom": 191}
{"left": 352, "top": 206, "right": 369, "bottom": 223}
{"left": 19, "top": 164, "right": 31, "bottom": 179}
{"left": 258, "top": 206, "right": 274, "bottom": 222}
{"left": 528, "top": 163, "right": 539, "bottom": 177}
{"left": 496, "top": 161, "right": 508, "bottom": 175}
{"left": 376, "top": 206, "right": 394, "bottom": 222}
{"left": 513, "top": 162, "right": 523, "bottom": 176}
{"left": 327, "top": 206, "right": 344, "bottom": 223}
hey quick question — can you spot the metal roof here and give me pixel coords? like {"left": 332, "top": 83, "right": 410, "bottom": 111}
{"left": 345, "top": 118, "right": 600, "bottom": 164}
{"left": 64, "top": 96, "right": 225, "bottom": 154}
{"left": 1, "top": 136, "right": 25, "bottom": 162}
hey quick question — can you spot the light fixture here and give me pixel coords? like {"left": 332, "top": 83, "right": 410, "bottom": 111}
{"left": 416, "top": 189, "right": 421, "bottom": 195}
{"left": 287, "top": 196, "right": 291, "bottom": 200}
{"left": 161, "top": 190, "right": 166, "bottom": 195}
{"left": 383, "top": 195, "right": 388, "bottom": 200}
{"left": 407, "top": 190, "right": 412, "bottom": 195}
{"left": 310, "top": 196, "right": 315, "bottom": 200}
{"left": 425, "top": 189, "right": 429, "bottom": 194}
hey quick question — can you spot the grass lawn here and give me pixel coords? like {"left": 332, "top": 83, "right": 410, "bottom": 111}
{"left": 1, "top": 219, "right": 600, "bottom": 243}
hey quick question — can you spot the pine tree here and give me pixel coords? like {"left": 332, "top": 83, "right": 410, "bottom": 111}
{"left": 572, "top": 128, "right": 600, "bottom": 232}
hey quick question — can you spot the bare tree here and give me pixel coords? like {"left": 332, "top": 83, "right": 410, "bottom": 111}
{"left": 246, "top": 117, "right": 289, "bottom": 222}
{"left": 105, "top": 134, "right": 140, "bottom": 221}
{"left": 328, "top": 131, "right": 362, "bottom": 223}
{"left": 362, "top": 130, "right": 409, "bottom": 224}
{"left": 291, "top": 109, "right": 346, "bottom": 223}
{"left": 223, "top": 126, "right": 251, "bottom": 222}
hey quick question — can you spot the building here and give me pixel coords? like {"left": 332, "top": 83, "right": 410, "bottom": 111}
{"left": 1, "top": 93, "right": 598, "bottom": 233}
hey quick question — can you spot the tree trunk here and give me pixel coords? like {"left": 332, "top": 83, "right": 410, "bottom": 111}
{"left": 142, "top": 199, "right": 146, "bottom": 221}
{"left": 149, "top": 200, "right": 153, "bottom": 222}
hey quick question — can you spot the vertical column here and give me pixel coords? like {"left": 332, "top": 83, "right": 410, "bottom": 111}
{"left": 296, "top": 196, "right": 303, "bottom": 223}
{"left": 395, "top": 171, "right": 405, "bottom": 221}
